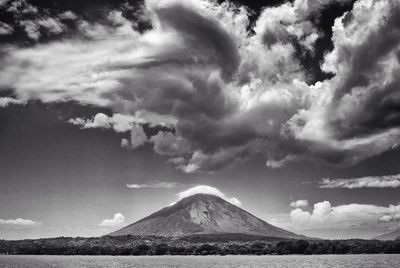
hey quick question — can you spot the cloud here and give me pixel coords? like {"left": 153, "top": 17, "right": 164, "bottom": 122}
{"left": 6, "top": 0, "right": 38, "bottom": 15}
{"left": 149, "top": 131, "right": 191, "bottom": 156}
{"left": 0, "top": 97, "right": 26, "bottom": 107}
{"left": 0, "top": 21, "right": 13, "bottom": 35}
{"left": 227, "top": 197, "right": 242, "bottom": 207}
{"left": 1, "top": 1, "right": 80, "bottom": 41}
{"left": 319, "top": 173, "right": 400, "bottom": 189}
{"left": 175, "top": 185, "right": 242, "bottom": 206}
{"left": 128, "top": 124, "right": 148, "bottom": 149}
{"left": 1, "top": 0, "right": 400, "bottom": 172}
{"left": 37, "top": 17, "right": 65, "bottom": 34}
{"left": 120, "top": 138, "right": 130, "bottom": 148}
{"left": 69, "top": 112, "right": 177, "bottom": 133}
{"left": 285, "top": 0, "right": 400, "bottom": 166}
{"left": 290, "top": 201, "right": 400, "bottom": 228}
{"left": 19, "top": 20, "right": 40, "bottom": 40}
{"left": 0, "top": 0, "right": 9, "bottom": 8}
{"left": 69, "top": 113, "right": 133, "bottom": 133}
{"left": 98, "top": 213, "right": 125, "bottom": 227}
{"left": 290, "top": 199, "right": 309, "bottom": 208}
{"left": 0, "top": 218, "right": 41, "bottom": 227}
{"left": 59, "top": 11, "right": 78, "bottom": 21}
{"left": 378, "top": 214, "right": 400, "bottom": 223}
{"left": 70, "top": 113, "right": 161, "bottom": 150}
{"left": 18, "top": 16, "right": 68, "bottom": 40}
{"left": 126, "top": 182, "right": 184, "bottom": 189}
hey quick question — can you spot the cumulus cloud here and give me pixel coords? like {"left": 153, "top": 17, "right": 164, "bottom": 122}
{"left": 6, "top": 0, "right": 38, "bottom": 15}
{"left": 378, "top": 214, "right": 400, "bottom": 223}
{"left": 149, "top": 131, "right": 191, "bottom": 156}
{"left": 69, "top": 113, "right": 134, "bottom": 133}
{"left": 0, "top": 21, "right": 13, "bottom": 35}
{"left": 18, "top": 15, "right": 70, "bottom": 40}
{"left": 126, "top": 182, "right": 184, "bottom": 189}
{"left": 175, "top": 185, "right": 242, "bottom": 206}
{"left": 69, "top": 112, "right": 176, "bottom": 132}
{"left": 0, "top": 97, "right": 26, "bottom": 107}
{"left": 37, "top": 17, "right": 65, "bottom": 34}
{"left": 1, "top": 0, "right": 400, "bottom": 172}
{"left": 98, "top": 213, "right": 125, "bottom": 227}
{"left": 290, "top": 199, "right": 309, "bottom": 208}
{"left": 290, "top": 201, "right": 400, "bottom": 228}
{"left": 286, "top": 0, "right": 400, "bottom": 165}
{"left": 319, "top": 173, "right": 400, "bottom": 189}
{"left": 128, "top": 124, "right": 148, "bottom": 149}
{"left": 0, "top": 1, "right": 80, "bottom": 41}
{"left": 0, "top": 218, "right": 41, "bottom": 227}
{"left": 254, "top": 0, "right": 352, "bottom": 51}
{"left": 59, "top": 11, "right": 78, "bottom": 21}
{"left": 19, "top": 20, "right": 40, "bottom": 40}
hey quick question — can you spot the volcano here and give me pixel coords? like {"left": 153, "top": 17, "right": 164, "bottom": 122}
{"left": 108, "top": 194, "right": 305, "bottom": 239}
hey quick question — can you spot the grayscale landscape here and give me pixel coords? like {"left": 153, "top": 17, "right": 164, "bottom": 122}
{"left": 0, "top": 0, "right": 400, "bottom": 267}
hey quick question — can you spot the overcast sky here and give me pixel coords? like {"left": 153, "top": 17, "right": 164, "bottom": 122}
{"left": 0, "top": 0, "right": 400, "bottom": 240}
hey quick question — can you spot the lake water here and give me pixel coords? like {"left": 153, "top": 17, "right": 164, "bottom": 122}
{"left": 0, "top": 255, "right": 399, "bottom": 268}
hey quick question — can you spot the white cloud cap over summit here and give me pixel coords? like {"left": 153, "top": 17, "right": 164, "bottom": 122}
{"left": 175, "top": 185, "right": 242, "bottom": 206}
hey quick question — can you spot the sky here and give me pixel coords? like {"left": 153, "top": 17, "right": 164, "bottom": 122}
{"left": 0, "top": 0, "right": 400, "bottom": 240}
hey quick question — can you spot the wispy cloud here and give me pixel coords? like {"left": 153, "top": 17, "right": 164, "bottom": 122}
{"left": 98, "top": 213, "right": 125, "bottom": 227}
{"left": 290, "top": 199, "right": 309, "bottom": 208}
{"left": 126, "top": 182, "right": 185, "bottom": 189}
{"left": 318, "top": 174, "right": 400, "bottom": 189}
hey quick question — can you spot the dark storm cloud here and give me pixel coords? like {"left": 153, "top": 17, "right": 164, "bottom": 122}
{"left": 154, "top": 2, "right": 240, "bottom": 80}
{"left": 1, "top": 0, "right": 400, "bottom": 172}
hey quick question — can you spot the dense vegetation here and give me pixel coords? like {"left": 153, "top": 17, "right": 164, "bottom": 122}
{"left": 0, "top": 235, "right": 399, "bottom": 255}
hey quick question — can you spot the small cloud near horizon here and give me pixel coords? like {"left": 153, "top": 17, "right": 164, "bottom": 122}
{"left": 290, "top": 201, "right": 400, "bottom": 229}
{"left": 0, "top": 218, "right": 41, "bottom": 227}
{"left": 98, "top": 213, "right": 125, "bottom": 227}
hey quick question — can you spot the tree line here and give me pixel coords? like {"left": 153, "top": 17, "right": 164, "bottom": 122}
{"left": 1, "top": 236, "right": 399, "bottom": 255}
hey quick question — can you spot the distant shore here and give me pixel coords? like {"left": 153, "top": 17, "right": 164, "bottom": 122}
{"left": 1, "top": 235, "right": 399, "bottom": 255}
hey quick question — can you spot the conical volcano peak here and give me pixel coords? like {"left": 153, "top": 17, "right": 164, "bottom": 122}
{"left": 108, "top": 193, "right": 305, "bottom": 239}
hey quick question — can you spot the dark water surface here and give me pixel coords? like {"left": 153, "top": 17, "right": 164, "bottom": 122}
{"left": 0, "top": 254, "right": 399, "bottom": 268}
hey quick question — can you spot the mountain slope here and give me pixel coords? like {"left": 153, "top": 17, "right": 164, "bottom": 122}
{"left": 375, "top": 227, "right": 400, "bottom": 240}
{"left": 108, "top": 194, "right": 305, "bottom": 239}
